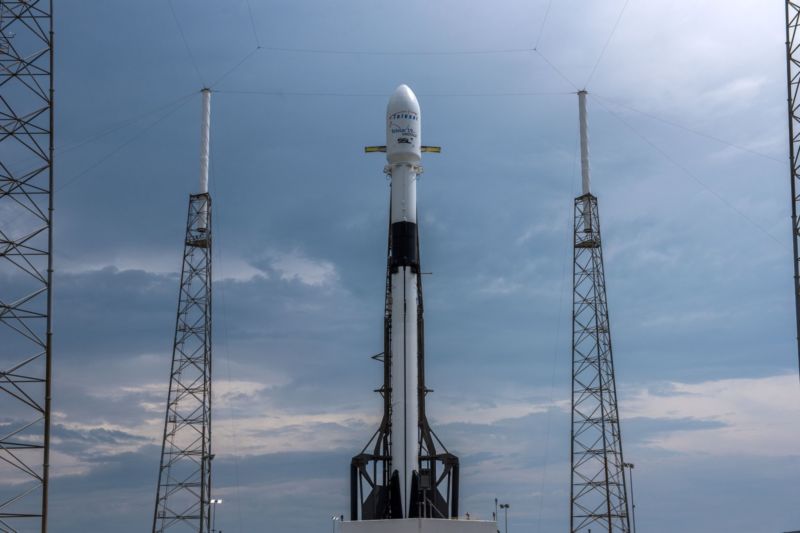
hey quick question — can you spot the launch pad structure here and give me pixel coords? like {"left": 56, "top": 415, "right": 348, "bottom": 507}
{"left": 342, "top": 518, "right": 496, "bottom": 533}
{"left": 569, "top": 92, "right": 631, "bottom": 533}
{"left": 785, "top": 0, "right": 800, "bottom": 378}
{"left": 349, "top": 219, "right": 460, "bottom": 521}
{"left": 0, "top": 1, "right": 54, "bottom": 531}
{"left": 350, "top": 86, "right": 460, "bottom": 524}
{"left": 152, "top": 89, "right": 214, "bottom": 533}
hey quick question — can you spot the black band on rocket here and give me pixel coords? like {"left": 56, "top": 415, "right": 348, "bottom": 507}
{"left": 390, "top": 221, "right": 418, "bottom": 271}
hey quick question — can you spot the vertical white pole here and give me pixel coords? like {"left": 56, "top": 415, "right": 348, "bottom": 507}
{"left": 199, "top": 88, "right": 211, "bottom": 231}
{"left": 200, "top": 88, "right": 211, "bottom": 194}
{"left": 578, "top": 90, "right": 592, "bottom": 232}
{"left": 578, "top": 90, "right": 591, "bottom": 196}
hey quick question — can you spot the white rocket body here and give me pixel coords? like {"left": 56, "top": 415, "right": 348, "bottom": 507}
{"left": 386, "top": 84, "right": 422, "bottom": 517}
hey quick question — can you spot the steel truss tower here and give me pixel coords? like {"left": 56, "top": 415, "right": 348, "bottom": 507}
{"left": 784, "top": 1, "right": 800, "bottom": 377}
{"left": 0, "top": 1, "right": 54, "bottom": 531}
{"left": 153, "top": 193, "right": 213, "bottom": 533}
{"left": 153, "top": 89, "right": 214, "bottom": 533}
{"left": 350, "top": 198, "right": 459, "bottom": 522}
{"left": 570, "top": 91, "right": 631, "bottom": 533}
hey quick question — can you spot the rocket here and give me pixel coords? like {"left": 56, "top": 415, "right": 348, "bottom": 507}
{"left": 386, "top": 84, "right": 422, "bottom": 516}
{"left": 351, "top": 84, "right": 457, "bottom": 522}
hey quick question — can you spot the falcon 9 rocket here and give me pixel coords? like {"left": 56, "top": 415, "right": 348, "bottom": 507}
{"left": 350, "top": 85, "right": 460, "bottom": 522}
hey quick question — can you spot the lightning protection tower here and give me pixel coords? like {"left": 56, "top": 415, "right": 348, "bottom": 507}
{"left": 570, "top": 91, "right": 631, "bottom": 533}
{"left": 0, "top": 1, "right": 54, "bottom": 531}
{"left": 153, "top": 89, "right": 214, "bottom": 533}
{"left": 785, "top": 0, "right": 800, "bottom": 378}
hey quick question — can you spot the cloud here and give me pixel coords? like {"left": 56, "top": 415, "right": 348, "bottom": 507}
{"left": 478, "top": 276, "right": 524, "bottom": 296}
{"left": 623, "top": 373, "right": 800, "bottom": 457}
{"left": 639, "top": 309, "right": 730, "bottom": 328}
{"left": 697, "top": 76, "right": 767, "bottom": 113}
{"left": 59, "top": 250, "right": 267, "bottom": 282}
{"left": 267, "top": 249, "right": 338, "bottom": 287}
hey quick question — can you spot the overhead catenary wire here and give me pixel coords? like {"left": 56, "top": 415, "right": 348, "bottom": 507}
{"left": 593, "top": 96, "right": 785, "bottom": 247}
{"left": 215, "top": 88, "right": 573, "bottom": 98}
{"left": 210, "top": 45, "right": 554, "bottom": 88}
{"left": 584, "top": 0, "right": 632, "bottom": 88}
{"left": 255, "top": 45, "right": 536, "bottom": 56}
{"left": 527, "top": 48, "right": 784, "bottom": 170}
{"left": 530, "top": 1, "right": 631, "bottom": 91}
{"left": 534, "top": 129, "right": 580, "bottom": 533}
{"left": 8, "top": 91, "right": 199, "bottom": 173}
{"left": 58, "top": 94, "right": 195, "bottom": 191}
{"left": 533, "top": 0, "right": 553, "bottom": 50}
{"left": 211, "top": 47, "right": 261, "bottom": 89}
{"left": 54, "top": 83, "right": 573, "bottom": 197}
{"left": 532, "top": 49, "right": 579, "bottom": 92}
{"left": 208, "top": 151, "right": 246, "bottom": 533}
{"left": 58, "top": 91, "right": 198, "bottom": 155}
{"left": 243, "top": 0, "right": 261, "bottom": 48}
{"left": 168, "top": 0, "right": 207, "bottom": 86}
{"left": 593, "top": 93, "right": 784, "bottom": 164}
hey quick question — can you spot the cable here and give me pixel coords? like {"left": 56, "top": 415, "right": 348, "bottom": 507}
{"left": 208, "top": 152, "right": 245, "bottom": 533}
{"left": 210, "top": 47, "right": 260, "bottom": 89}
{"left": 216, "top": 89, "right": 385, "bottom": 97}
{"left": 584, "top": 0, "right": 632, "bottom": 88}
{"left": 215, "top": 88, "right": 573, "bottom": 98}
{"left": 258, "top": 45, "right": 534, "bottom": 56}
{"left": 58, "top": 91, "right": 198, "bottom": 155}
{"left": 58, "top": 94, "right": 194, "bottom": 191}
{"left": 593, "top": 96, "right": 784, "bottom": 247}
{"left": 533, "top": 0, "right": 553, "bottom": 50}
{"left": 167, "top": 0, "right": 206, "bottom": 86}
{"left": 535, "top": 129, "right": 580, "bottom": 533}
{"left": 7, "top": 92, "right": 197, "bottom": 174}
{"left": 243, "top": 0, "right": 261, "bottom": 48}
{"left": 592, "top": 93, "right": 784, "bottom": 164}
{"left": 533, "top": 49, "right": 579, "bottom": 92}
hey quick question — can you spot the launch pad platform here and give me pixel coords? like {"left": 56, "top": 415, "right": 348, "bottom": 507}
{"left": 342, "top": 518, "right": 497, "bottom": 533}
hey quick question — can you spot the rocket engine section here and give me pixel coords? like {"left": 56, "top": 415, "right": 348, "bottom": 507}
{"left": 350, "top": 85, "right": 459, "bottom": 522}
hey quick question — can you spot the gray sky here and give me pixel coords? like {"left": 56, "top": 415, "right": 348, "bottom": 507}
{"left": 11, "top": 0, "right": 800, "bottom": 531}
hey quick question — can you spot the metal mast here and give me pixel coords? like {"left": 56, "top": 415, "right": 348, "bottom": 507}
{"left": 0, "top": 1, "right": 54, "bottom": 531}
{"left": 785, "top": 1, "right": 800, "bottom": 378}
{"left": 570, "top": 91, "right": 631, "bottom": 533}
{"left": 153, "top": 89, "right": 213, "bottom": 533}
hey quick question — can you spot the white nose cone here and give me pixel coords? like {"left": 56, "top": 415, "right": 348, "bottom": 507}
{"left": 386, "top": 84, "right": 421, "bottom": 164}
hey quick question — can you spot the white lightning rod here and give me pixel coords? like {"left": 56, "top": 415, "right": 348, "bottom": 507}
{"left": 578, "top": 90, "right": 591, "bottom": 196}
{"left": 198, "top": 88, "right": 211, "bottom": 231}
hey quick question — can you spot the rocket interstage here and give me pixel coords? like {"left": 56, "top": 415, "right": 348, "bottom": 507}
{"left": 351, "top": 85, "right": 459, "bottom": 522}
